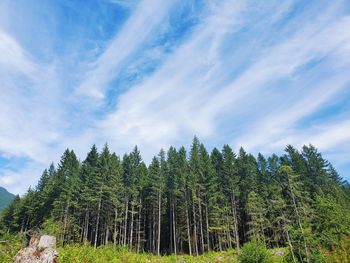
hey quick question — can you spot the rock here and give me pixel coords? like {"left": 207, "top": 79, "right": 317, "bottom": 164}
{"left": 14, "top": 235, "right": 59, "bottom": 263}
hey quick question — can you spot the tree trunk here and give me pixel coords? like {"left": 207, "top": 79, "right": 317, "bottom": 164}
{"left": 83, "top": 207, "right": 89, "bottom": 243}
{"left": 152, "top": 205, "right": 156, "bottom": 253}
{"left": 169, "top": 196, "right": 173, "bottom": 253}
{"left": 105, "top": 215, "right": 109, "bottom": 245}
{"left": 227, "top": 222, "right": 232, "bottom": 248}
{"left": 113, "top": 206, "right": 118, "bottom": 246}
{"left": 123, "top": 196, "right": 129, "bottom": 246}
{"left": 24, "top": 216, "right": 30, "bottom": 234}
{"left": 289, "top": 180, "right": 310, "bottom": 263}
{"left": 105, "top": 224, "right": 109, "bottom": 245}
{"left": 231, "top": 191, "right": 240, "bottom": 251}
{"left": 205, "top": 199, "right": 210, "bottom": 252}
{"left": 129, "top": 202, "right": 135, "bottom": 250}
{"left": 94, "top": 196, "right": 101, "bottom": 248}
{"left": 192, "top": 196, "right": 198, "bottom": 256}
{"left": 285, "top": 228, "right": 297, "bottom": 263}
{"left": 137, "top": 195, "right": 142, "bottom": 253}
{"left": 198, "top": 197, "right": 204, "bottom": 254}
{"left": 157, "top": 189, "right": 161, "bottom": 255}
{"left": 185, "top": 190, "right": 192, "bottom": 256}
{"left": 218, "top": 232, "right": 222, "bottom": 252}
{"left": 172, "top": 196, "right": 177, "bottom": 255}
{"left": 62, "top": 199, "right": 70, "bottom": 245}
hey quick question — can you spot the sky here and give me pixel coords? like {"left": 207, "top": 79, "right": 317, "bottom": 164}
{"left": 0, "top": 0, "right": 350, "bottom": 195}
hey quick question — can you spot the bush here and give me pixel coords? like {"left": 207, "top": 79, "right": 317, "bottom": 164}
{"left": 41, "top": 218, "right": 61, "bottom": 237}
{"left": 238, "top": 240, "right": 271, "bottom": 263}
{"left": 0, "top": 233, "right": 24, "bottom": 263}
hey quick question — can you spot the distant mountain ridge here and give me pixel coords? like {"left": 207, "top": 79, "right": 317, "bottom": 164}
{"left": 0, "top": 187, "right": 15, "bottom": 211}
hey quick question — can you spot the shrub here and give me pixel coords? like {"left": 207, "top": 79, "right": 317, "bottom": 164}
{"left": 238, "top": 240, "right": 271, "bottom": 263}
{"left": 41, "top": 218, "right": 61, "bottom": 237}
{"left": 0, "top": 233, "right": 24, "bottom": 263}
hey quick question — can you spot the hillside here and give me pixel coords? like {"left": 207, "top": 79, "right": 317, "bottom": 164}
{"left": 0, "top": 186, "right": 15, "bottom": 211}
{"left": 1, "top": 138, "right": 350, "bottom": 262}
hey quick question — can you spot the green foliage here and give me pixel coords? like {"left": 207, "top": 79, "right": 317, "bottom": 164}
{"left": 0, "top": 140, "right": 349, "bottom": 260}
{"left": 0, "top": 233, "right": 24, "bottom": 263}
{"left": 238, "top": 240, "right": 271, "bottom": 263}
{"left": 41, "top": 218, "right": 61, "bottom": 238}
{"left": 322, "top": 236, "right": 350, "bottom": 263}
{"left": 58, "top": 244, "right": 237, "bottom": 263}
{"left": 314, "top": 195, "right": 350, "bottom": 247}
{"left": 246, "top": 191, "right": 267, "bottom": 242}
{"left": 1, "top": 236, "right": 349, "bottom": 263}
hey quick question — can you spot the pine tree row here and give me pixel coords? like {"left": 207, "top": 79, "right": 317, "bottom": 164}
{"left": 1, "top": 137, "right": 350, "bottom": 262}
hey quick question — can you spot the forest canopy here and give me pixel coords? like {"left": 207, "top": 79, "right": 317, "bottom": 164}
{"left": 1, "top": 137, "right": 349, "bottom": 262}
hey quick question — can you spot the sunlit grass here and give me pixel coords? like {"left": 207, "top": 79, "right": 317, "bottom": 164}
{"left": 58, "top": 245, "right": 237, "bottom": 263}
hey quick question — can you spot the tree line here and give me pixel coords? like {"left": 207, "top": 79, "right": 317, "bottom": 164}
{"left": 1, "top": 137, "right": 350, "bottom": 262}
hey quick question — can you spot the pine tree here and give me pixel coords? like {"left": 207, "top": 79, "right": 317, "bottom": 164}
{"left": 279, "top": 165, "right": 312, "bottom": 263}
{"left": 80, "top": 145, "right": 99, "bottom": 244}
{"left": 221, "top": 144, "right": 240, "bottom": 250}
{"left": 1, "top": 141, "right": 349, "bottom": 259}
{"left": 166, "top": 146, "right": 179, "bottom": 254}
{"left": 177, "top": 146, "right": 192, "bottom": 255}
{"left": 246, "top": 191, "right": 267, "bottom": 244}
{"left": 0, "top": 195, "right": 21, "bottom": 233}
{"left": 209, "top": 147, "right": 226, "bottom": 251}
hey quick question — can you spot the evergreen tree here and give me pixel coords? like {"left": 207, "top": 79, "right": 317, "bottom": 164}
{"left": 246, "top": 191, "right": 267, "bottom": 244}
{"left": 0, "top": 141, "right": 349, "bottom": 260}
{"left": 221, "top": 144, "right": 240, "bottom": 250}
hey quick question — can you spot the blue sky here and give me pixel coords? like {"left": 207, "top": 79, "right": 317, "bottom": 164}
{"left": 1, "top": 0, "right": 350, "bottom": 194}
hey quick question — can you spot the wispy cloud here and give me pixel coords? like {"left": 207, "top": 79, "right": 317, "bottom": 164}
{"left": 97, "top": 0, "right": 350, "bottom": 158}
{"left": 0, "top": 29, "right": 64, "bottom": 193}
{"left": 76, "top": 0, "right": 177, "bottom": 98}
{"left": 98, "top": 1, "right": 248, "bottom": 152}
{"left": 0, "top": 31, "right": 60, "bottom": 161}
{"left": 0, "top": 163, "right": 45, "bottom": 195}
{"left": 1, "top": 0, "right": 350, "bottom": 194}
{"left": 0, "top": 31, "right": 43, "bottom": 79}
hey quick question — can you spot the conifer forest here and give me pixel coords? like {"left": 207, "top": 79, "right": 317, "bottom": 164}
{"left": 1, "top": 137, "right": 350, "bottom": 262}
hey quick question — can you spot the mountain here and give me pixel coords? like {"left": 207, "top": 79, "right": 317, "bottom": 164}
{"left": 0, "top": 187, "right": 15, "bottom": 211}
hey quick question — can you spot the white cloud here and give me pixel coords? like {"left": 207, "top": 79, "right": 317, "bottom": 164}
{"left": 309, "top": 120, "right": 350, "bottom": 150}
{"left": 1, "top": 0, "right": 350, "bottom": 194}
{"left": 76, "top": 0, "right": 177, "bottom": 98}
{"left": 0, "top": 31, "right": 66, "bottom": 194}
{"left": 235, "top": 72, "right": 350, "bottom": 153}
{"left": 96, "top": 0, "right": 248, "bottom": 158}
{"left": 0, "top": 31, "right": 61, "bottom": 162}
{"left": 0, "top": 162, "right": 46, "bottom": 195}
{"left": 0, "top": 31, "right": 37, "bottom": 75}
{"left": 97, "top": 0, "right": 350, "bottom": 162}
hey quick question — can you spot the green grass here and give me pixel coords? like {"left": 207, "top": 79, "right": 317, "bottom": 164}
{"left": 2, "top": 234, "right": 349, "bottom": 263}
{"left": 322, "top": 236, "right": 350, "bottom": 263}
{"left": 58, "top": 245, "right": 237, "bottom": 263}
{"left": 0, "top": 233, "right": 23, "bottom": 263}
{"left": 0, "top": 239, "right": 286, "bottom": 263}
{"left": 57, "top": 244, "right": 287, "bottom": 263}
